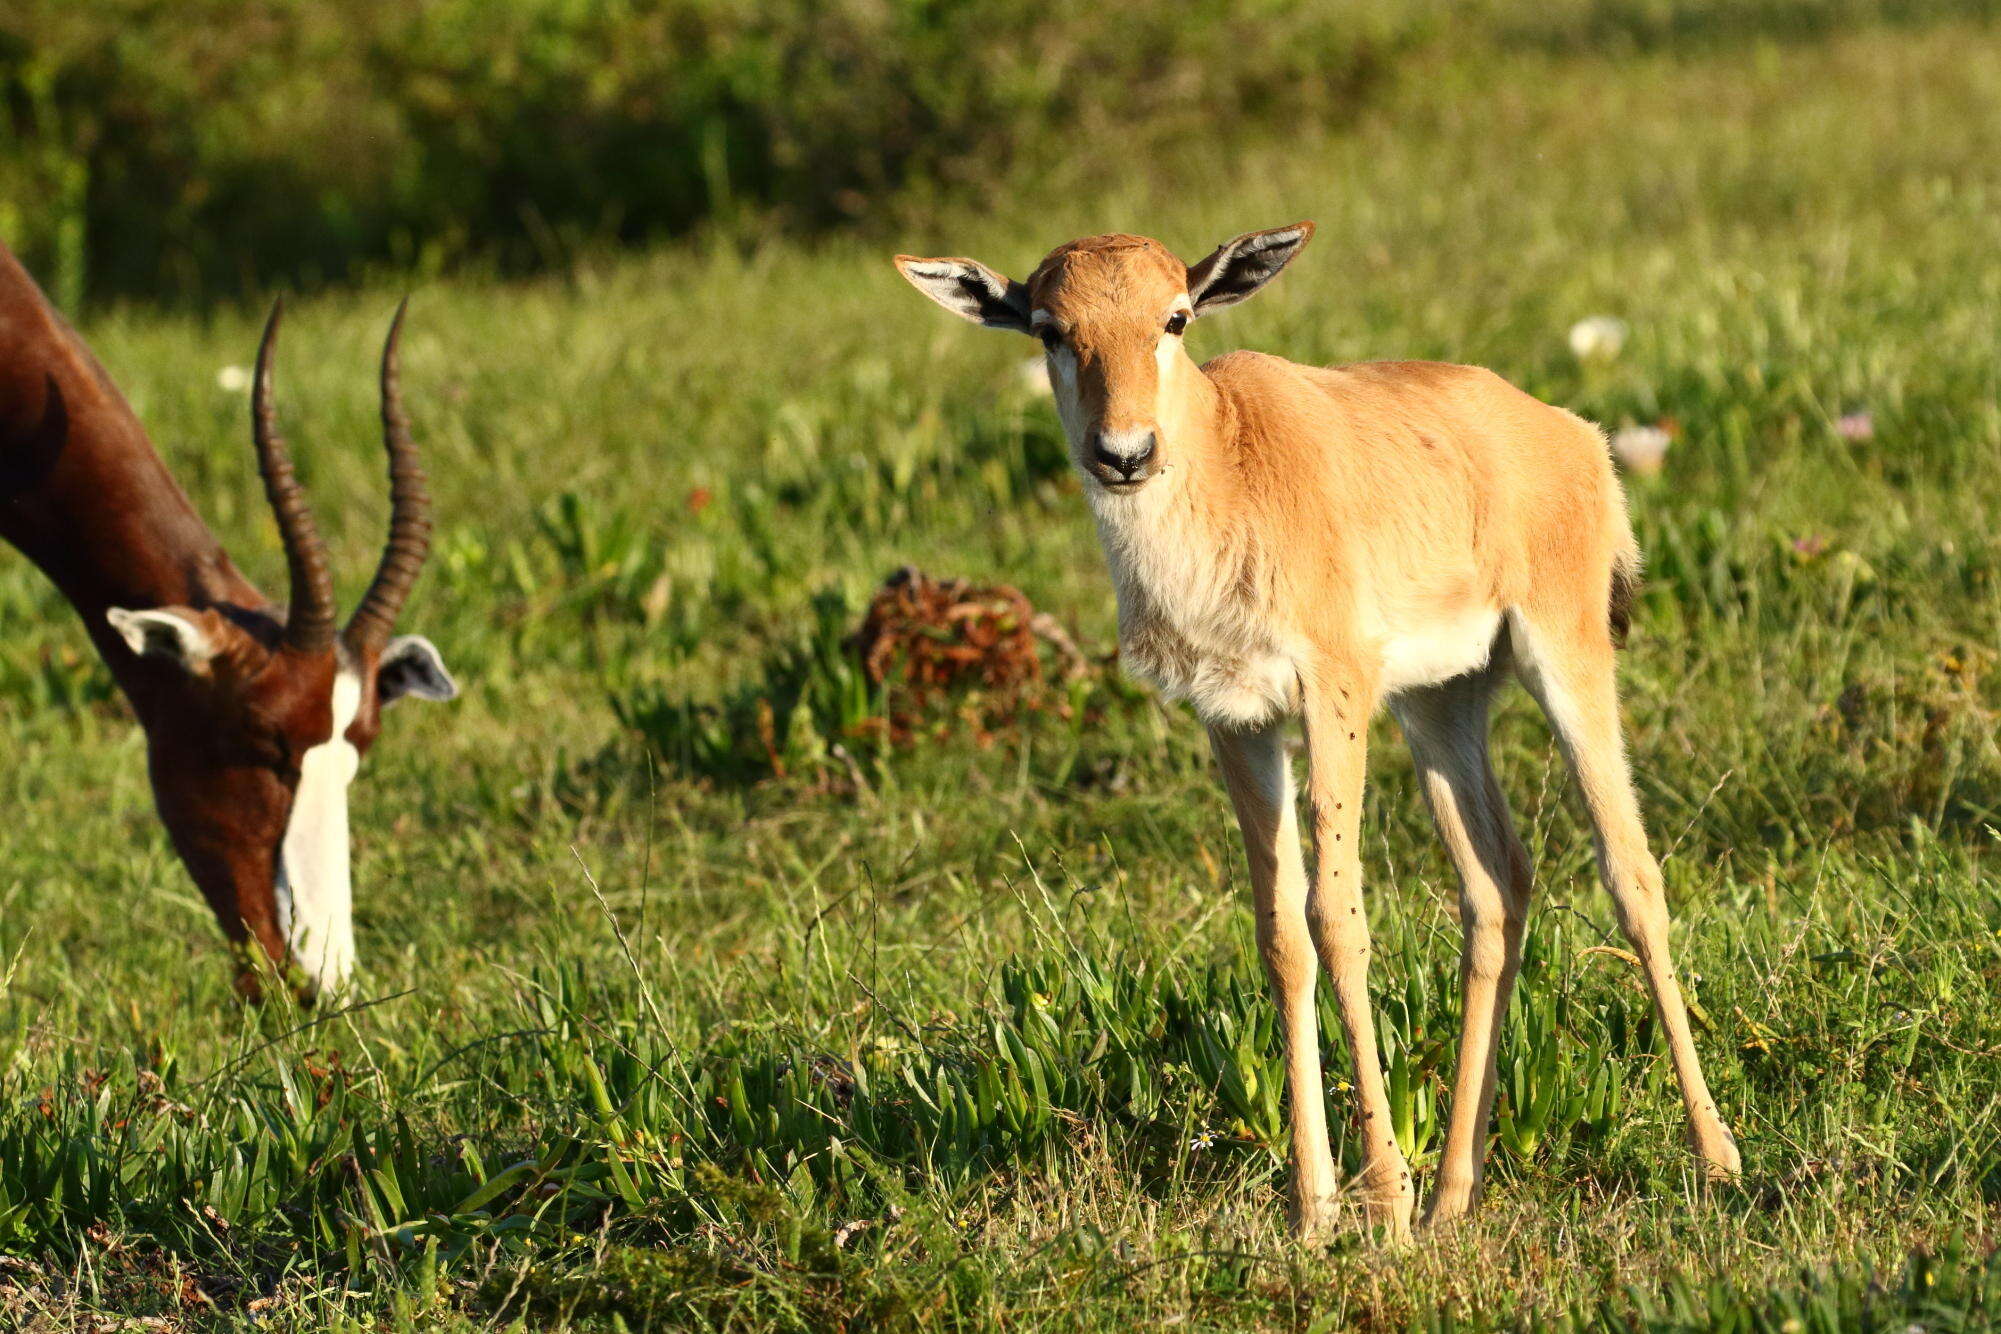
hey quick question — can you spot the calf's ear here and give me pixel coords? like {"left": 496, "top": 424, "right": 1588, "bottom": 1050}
{"left": 1185, "top": 222, "right": 1315, "bottom": 315}
{"left": 893, "top": 255, "right": 1034, "bottom": 333}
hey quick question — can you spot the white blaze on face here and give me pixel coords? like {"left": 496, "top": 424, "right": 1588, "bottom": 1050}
{"left": 1153, "top": 298, "right": 1193, "bottom": 436}
{"left": 277, "top": 670, "right": 363, "bottom": 994}
{"left": 1032, "top": 311, "right": 1087, "bottom": 448}
{"left": 1036, "top": 302, "right": 1193, "bottom": 468}
{"left": 1047, "top": 344, "right": 1084, "bottom": 443}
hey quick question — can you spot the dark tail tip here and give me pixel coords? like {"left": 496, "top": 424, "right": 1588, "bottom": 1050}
{"left": 1609, "top": 561, "right": 1639, "bottom": 648}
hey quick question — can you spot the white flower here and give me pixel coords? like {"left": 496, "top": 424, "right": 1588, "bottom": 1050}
{"left": 1610, "top": 424, "right": 1671, "bottom": 476}
{"left": 1017, "top": 356, "right": 1052, "bottom": 396}
{"left": 1568, "top": 316, "right": 1628, "bottom": 362}
{"left": 216, "top": 365, "right": 251, "bottom": 393}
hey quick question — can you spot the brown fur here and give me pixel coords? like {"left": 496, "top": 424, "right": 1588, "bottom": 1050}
{"left": 0, "top": 242, "right": 436, "bottom": 999}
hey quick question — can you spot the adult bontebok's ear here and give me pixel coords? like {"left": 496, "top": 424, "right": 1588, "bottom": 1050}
{"left": 106, "top": 607, "right": 216, "bottom": 672}
{"left": 1185, "top": 221, "right": 1316, "bottom": 316}
{"left": 377, "top": 635, "right": 458, "bottom": 706}
{"left": 892, "top": 255, "right": 1034, "bottom": 333}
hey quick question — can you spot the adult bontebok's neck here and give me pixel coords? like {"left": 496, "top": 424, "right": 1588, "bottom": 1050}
{"left": 0, "top": 246, "right": 263, "bottom": 680}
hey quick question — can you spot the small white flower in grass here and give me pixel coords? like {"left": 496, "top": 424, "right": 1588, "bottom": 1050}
{"left": 1610, "top": 424, "right": 1672, "bottom": 476}
{"left": 1188, "top": 1131, "right": 1216, "bottom": 1151}
{"left": 1568, "top": 316, "right": 1628, "bottom": 362}
{"left": 216, "top": 364, "right": 251, "bottom": 393}
{"left": 1018, "top": 355, "right": 1052, "bottom": 396}
{"left": 1835, "top": 410, "right": 1874, "bottom": 441}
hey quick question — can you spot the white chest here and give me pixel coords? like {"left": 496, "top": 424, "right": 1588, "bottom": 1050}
{"left": 1131, "top": 630, "right": 1301, "bottom": 729}
{"left": 1091, "top": 493, "right": 1301, "bottom": 729}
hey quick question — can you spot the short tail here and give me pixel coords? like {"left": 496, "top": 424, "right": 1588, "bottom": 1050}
{"left": 1608, "top": 542, "right": 1641, "bottom": 648}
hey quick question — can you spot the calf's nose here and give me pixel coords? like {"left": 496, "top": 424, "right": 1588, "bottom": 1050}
{"left": 1088, "top": 430, "right": 1157, "bottom": 480}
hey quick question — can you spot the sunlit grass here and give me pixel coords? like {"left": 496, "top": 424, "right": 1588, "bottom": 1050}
{"left": 3, "top": 13, "right": 2001, "bottom": 1331}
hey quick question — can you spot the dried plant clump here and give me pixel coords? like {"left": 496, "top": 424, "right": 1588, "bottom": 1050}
{"left": 847, "top": 566, "right": 1092, "bottom": 745}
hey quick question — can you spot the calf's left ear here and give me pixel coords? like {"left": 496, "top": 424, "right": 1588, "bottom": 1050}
{"left": 377, "top": 635, "right": 458, "bottom": 705}
{"left": 1185, "top": 221, "right": 1315, "bottom": 315}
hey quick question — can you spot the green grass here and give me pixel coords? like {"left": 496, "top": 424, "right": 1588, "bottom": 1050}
{"left": 4, "top": 13, "right": 2001, "bottom": 1331}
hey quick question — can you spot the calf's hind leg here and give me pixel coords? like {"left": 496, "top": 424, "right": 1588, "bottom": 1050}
{"left": 1510, "top": 612, "right": 1741, "bottom": 1179}
{"left": 1391, "top": 663, "right": 1535, "bottom": 1225}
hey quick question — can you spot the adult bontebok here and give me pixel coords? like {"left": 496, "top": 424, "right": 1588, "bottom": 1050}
{"left": 894, "top": 224, "right": 1738, "bottom": 1235}
{"left": 0, "top": 244, "right": 456, "bottom": 1000}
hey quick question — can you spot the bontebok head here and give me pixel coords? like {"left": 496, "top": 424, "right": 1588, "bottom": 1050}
{"left": 104, "top": 303, "right": 456, "bottom": 999}
{"left": 894, "top": 224, "right": 1313, "bottom": 492}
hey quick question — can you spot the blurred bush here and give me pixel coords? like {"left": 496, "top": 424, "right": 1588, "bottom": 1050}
{"left": 0, "top": 0, "right": 1430, "bottom": 305}
{"left": 3, "top": 0, "right": 1990, "bottom": 305}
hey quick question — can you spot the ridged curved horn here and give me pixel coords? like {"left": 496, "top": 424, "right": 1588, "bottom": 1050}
{"left": 343, "top": 299, "right": 431, "bottom": 651}
{"left": 253, "top": 299, "right": 336, "bottom": 654}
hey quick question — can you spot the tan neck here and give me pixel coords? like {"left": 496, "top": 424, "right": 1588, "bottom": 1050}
{"left": 1156, "top": 354, "right": 1245, "bottom": 529}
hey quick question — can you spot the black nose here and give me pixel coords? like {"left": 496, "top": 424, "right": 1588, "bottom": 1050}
{"left": 1088, "top": 431, "right": 1157, "bottom": 480}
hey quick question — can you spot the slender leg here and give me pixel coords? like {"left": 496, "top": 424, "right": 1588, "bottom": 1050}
{"left": 1209, "top": 721, "right": 1341, "bottom": 1235}
{"left": 1299, "top": 674, "right": 1416, "bottom": 1236}
{"left": 1511, "top": 615, "right": 1741, "bottom": 1178}
{"left": 1391, "top": 666, "right": 1535, "bottom": 1225}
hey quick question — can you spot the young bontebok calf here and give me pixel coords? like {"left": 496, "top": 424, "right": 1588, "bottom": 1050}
{"left": 894, "top": 225, "right": 1739, "bottom": 1235}
{"left": 0, "top": 243, "right": 456, "bottom": 1000}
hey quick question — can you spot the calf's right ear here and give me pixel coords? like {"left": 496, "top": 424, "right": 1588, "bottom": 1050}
{"left": 893, "top": 256, "right": 1033, "bottom": 334}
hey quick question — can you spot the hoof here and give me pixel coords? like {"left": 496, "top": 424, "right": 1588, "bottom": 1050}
{"left": 1692, "top": 1123, "right": 1743, "bottom": 1180}
{"left": 1289, "top": 1194, "right": 1342, "bottom": 1240}
{"left": 1359, "top": 1183, "right": 1416, "bottom": 1242}
{"left": 1288, "top": 1189, "right": 1412, "bottom": 1242}
{"left": 1365, "top": 1202, "right": 1415, "bottom": 1242}
{"left": 1422, "top": 1180, "right": 1478, "bottom": 1229}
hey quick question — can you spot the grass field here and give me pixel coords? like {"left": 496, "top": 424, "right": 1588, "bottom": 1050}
{"left": 5, "top": 12, "right": 2001, "bottom": 1331}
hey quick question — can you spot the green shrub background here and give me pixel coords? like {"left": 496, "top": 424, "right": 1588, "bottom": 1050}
{"left": 6, "top": 0, "right": 1994, "bottom": 306}
{"left": 0, "top": 0, "right": 1433, "bottom": 305}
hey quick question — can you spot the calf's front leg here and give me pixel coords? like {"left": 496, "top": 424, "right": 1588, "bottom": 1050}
{"left": 1301, "top": 674, "right": 1415, "bottom": 1237}
{"left": 1210, "top": 720, "right": 1342, "bottom": 1235}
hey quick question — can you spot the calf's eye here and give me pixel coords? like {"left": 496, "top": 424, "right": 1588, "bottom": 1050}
{"left": 1165, "top": 311, "right": 1189, "bottom": 336}
{"left": 1037, "top": 327, "right": 1061, "bottom": 352}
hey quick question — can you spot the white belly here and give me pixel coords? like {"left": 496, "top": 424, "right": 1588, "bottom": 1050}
{"left": 1378, "top": 607, "right": 1505, "bottom": 695}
